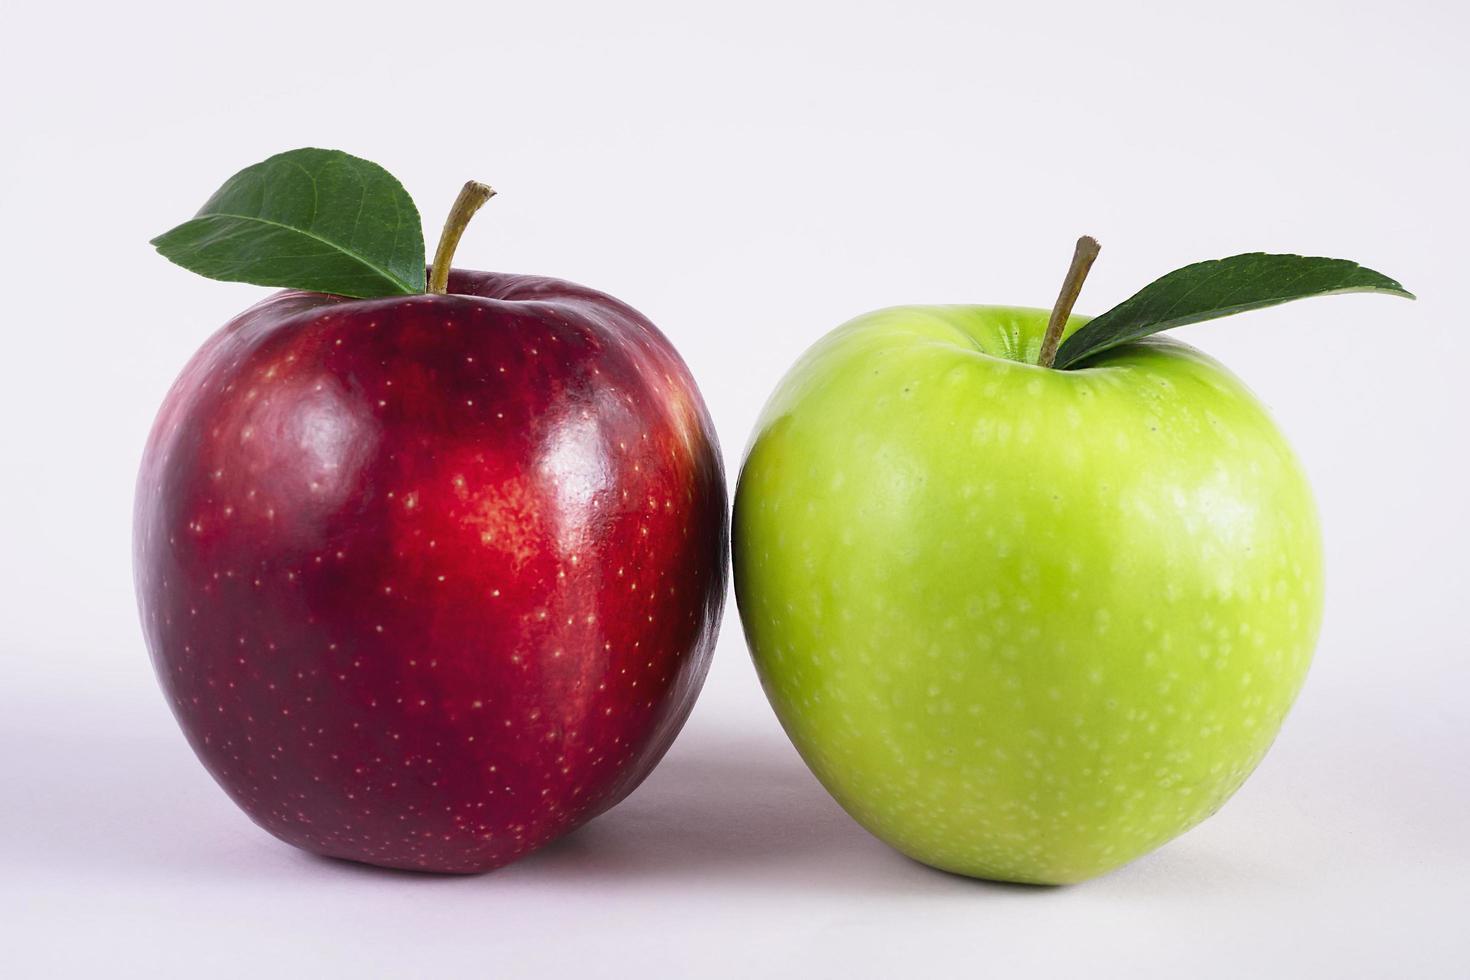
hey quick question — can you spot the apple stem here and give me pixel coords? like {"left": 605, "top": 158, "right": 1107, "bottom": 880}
{"left": 427, "top": 181, "right": 497, "bottom": 294}
{"left": 1037, "top": 236, "right": 1101, "bottom": 369}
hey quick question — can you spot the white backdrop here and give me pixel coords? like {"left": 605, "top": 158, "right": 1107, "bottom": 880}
{"left": 2, "top": 1, "right": 1466, "bottom": 976}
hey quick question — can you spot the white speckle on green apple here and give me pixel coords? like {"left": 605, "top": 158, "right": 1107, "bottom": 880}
{"left": 733, "top": 240, "right": 1410, "bottom": 884}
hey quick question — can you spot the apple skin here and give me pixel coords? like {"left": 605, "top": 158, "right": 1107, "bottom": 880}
{"left": 135, "top": 269, "right": 726, "bottom": 873}
{"left": 733, "top": 306, "right": 1323, "bottom": 884}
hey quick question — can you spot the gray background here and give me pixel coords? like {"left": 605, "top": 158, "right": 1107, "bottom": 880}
{"left": 2, "top": 0, "right": 1465, "bottom": 975}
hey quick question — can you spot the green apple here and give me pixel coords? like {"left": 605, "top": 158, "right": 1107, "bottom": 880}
{"left": 733, "top": 245, "right": 1409, "bottom": 884}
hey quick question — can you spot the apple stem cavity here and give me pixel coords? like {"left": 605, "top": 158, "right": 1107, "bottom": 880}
{"left": 428, "top": 180, "right": 497, "bottom": 294}
{"left": 1038, "top": 236, "right": 1101, "bottom": 369}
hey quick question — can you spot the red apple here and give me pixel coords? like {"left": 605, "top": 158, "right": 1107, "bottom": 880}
{"left": 134, "top": 269, "right": 726, "bottom": 872}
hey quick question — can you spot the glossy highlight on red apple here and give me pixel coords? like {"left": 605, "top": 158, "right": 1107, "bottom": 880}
{"left": 135, "top": 270, "right": 727, "bottom": 872}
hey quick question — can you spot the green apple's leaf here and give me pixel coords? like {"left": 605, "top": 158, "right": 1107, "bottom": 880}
{"left": 151, "top": 148, "right": 425, "bottom": 298}
{"left": 1053, "top": 253, "right": 1414, "bottom": 369}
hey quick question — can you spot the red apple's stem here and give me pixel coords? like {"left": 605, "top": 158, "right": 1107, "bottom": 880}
{"left": 1037, "top": 236, "right": 1101, "bottom": 369}
{"left": 428, "top": 181, "right": 496, "bottom": 294}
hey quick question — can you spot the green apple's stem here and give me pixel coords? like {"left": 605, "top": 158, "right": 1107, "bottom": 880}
{"left": 1037, "top": 236, "right": 1101, "bottom": 369}
{"left": 428, "top": 181, "right": 496, "bottom": 294}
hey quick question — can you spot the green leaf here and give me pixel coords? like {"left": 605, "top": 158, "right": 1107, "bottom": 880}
{"left": 1053, "top": 253, "right": 1414, "bottom": 369}
{"left": 151, "top": 148, "right": 425, "bottom": 298}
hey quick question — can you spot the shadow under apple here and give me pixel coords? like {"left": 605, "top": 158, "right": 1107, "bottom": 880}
{"left": 2, "top": 679, "right": 1265, "bottom": 897}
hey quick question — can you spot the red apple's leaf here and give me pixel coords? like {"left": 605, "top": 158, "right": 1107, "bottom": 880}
{"left": 1054, "top": 253, "right": 1413, "bottom": 369}
{"left": 151, "top": 148, "right": 425, "bottom": 298}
